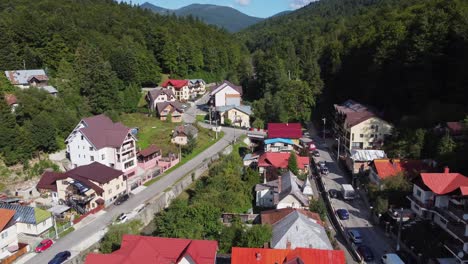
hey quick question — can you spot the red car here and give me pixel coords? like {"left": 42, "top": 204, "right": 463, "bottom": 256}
{"left": 35, "top": 239, "right": 53, "bottom": 253}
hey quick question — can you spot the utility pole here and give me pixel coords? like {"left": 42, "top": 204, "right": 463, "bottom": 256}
{"left": 209, "top": 107, "right": 212, "bottom": 125}
{"left": 215, "top": 120, "right": 218, "bottom": 139}
{"left": 23, "top": 60, "right": 26, "bottom": 70}
{"left": 336, "top": 137, "right": 340, "bottom": 161}
{"left": 288, "top": 70, "right": 291, "bottom": 81}
{"left": 53, "top": 215, "right": 59, "bottom": 240}
{"left": 396, "top": 207, "right": 403, "bottom": 251}
{"left": 321, "top": 118, "right": 326, "bottom": 139}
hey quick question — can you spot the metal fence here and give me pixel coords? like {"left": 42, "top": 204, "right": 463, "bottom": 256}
{"left": 42, "top": 221, "right": 73, "bottom": 239}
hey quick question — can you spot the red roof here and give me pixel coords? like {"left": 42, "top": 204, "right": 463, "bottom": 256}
{"left": 85, "top": 235, "right": 218, "bottom": 264}
{"left": 0, "top": 209, "right": 15, "bottom": 232}
{"left": 420, "top": 167, "right": 468, "bottom": 195}
{"left": 4, "top": 94, "right": 17, "bottom": 106}
{"left": 373, "top": 159, "right": 431, "bottom": 180}
{"left": 137, "top": 144, "right": 161, "bottom": 158}
{"left": 36, "top": 171, "right": 68, "bottom": 192}
{"left": 261, "top": 208, "right": 323, "bottom": 226}
{"left": 258, "top": 153, "right": 309, "bottom": 170}
{"left": 162, "top": 79, "right": 189, "bottom": 90}
{"left": 267, "top": 123, "right": 302, "bottom": 139}
{"left": 231, "top": 247, "right": 346, "bottom": 264}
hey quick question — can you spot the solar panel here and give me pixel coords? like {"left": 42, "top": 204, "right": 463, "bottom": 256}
{"left": 72, "top": 181, "right": 89, "bottom": 194}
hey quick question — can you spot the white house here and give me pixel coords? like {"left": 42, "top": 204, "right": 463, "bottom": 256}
{"left": 209, "top": 80, "right": 242, "bottom": 107}
{"left": 188, "top": 79, "right": 206, "bottom": 96}
{"left": 264, "top": 138, "right": 296, "bottom": 153}
{"left": 146, "top": 88, "right": 176, "bottom": 111}
{"left": 4, "top": 69, "right": 58, "bottom": 96}
{"left": 0, "top": 209, "right": 18, "bottom": 261}
{"left": 65, "top": 114, "right": 137, "bottom": 177}
{"left": 161, "top": 79, "right": 190, "bottom": 101}
{"left": 215, "top": 105, "right": 251, "bottom": 128}
{"left": 0, "top": 204, "right": 53, "bottom": 236}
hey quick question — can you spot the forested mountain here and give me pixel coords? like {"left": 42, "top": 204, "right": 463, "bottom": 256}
{"left": 141, "top": 2, "right": 264, "bottom": 32}
{"left": 239, "top": 0, "right": 468, "bottom": 172}
{"left": 0, "top": 0, "right": 248, "bottom": 166}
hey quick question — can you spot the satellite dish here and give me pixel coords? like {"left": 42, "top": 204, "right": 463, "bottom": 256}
{"left": 457, "top": 251, "right": 465, "bottom": 258}
{"left": 463, "top": 214, "right": 468, "bottom": 221}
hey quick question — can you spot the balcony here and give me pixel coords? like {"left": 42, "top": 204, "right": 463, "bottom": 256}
{"left": 121, "top": 153, "right": 135, "bottom": 163}
{"left": 444, "top": 242, "right": 468, "bottom": 263}
{"left": 448, "top": 201, "right": 468, "bottom": 223}
{"left": 407, "top": 195, "right": 434, "bottom": 210}
{"left": 447, "top": 222, "right": 468, "bottom": 243}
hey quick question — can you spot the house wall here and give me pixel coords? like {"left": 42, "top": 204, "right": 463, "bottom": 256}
{"left": 256, "top": 189, "right": 274, "bottom": 208}
{"left": 0, "top": 225, "right": 18, "bottom": 257}
{"left": 214, "top": 86, "right": 240, "bottom": 107}
{"left": 179, "top": 255, "right": 196, "bottom": 264}
{"left": 137, "top": 155, "right": 160, "bottom": 170}
{"left": 277, "top": 195, "right": 304, "bottom": 209}
{"left": 225, "top": 109, "right": 250, "bottom": 128}
{"left": 435, "top": 195, "right": 449, "bottom": 208}
{"left": 348, "top": 117, "right": 393, "bottom": 150}
{"left": 171, "top": 136, "right": 188, "bottom": 145}
{"left": 265, "top": 143, "right": 294, "bottom": 153}
{"left": 100, "top": 175, "right": 127, "bottom": 205}
{"left": 171, "top": 86, "right": 190, "bottom": 101}
{"left": 16, "top": 217, "right": 53, "bottom": 236}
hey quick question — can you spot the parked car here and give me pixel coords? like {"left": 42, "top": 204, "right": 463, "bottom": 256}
{"left": 328, "top": 189, "right": 339, "bottom": 199}
{"left": 317, "top": 161, "right": 326, "bottom": 168}
{"left": 133, "top": 203, "right": 146, "bottom": 214}
{"left": 48, "top": 251, "right": 71, "bottom": 264}
{"left": 312, "top": 150, "right": 320, "bottom": 157}
{"left": 357, "top": 245, "right": 374, "bottom": 262}
{"left": 116, "top": 213, "right": 129, "bottom": 224}
{"left": 336, "top": 209, "right": 349, "bottom": 220}
{"left": 321, "top": 167, "right": 329, "bottom": 175}
{"left": 35, "top": 239, "right": 53, "bottom": 253}
{"left": 114, "top": 194, "right": 130, "bottom": 205}
{"left": 347, "top": 229, "right": 363, "bottom": 244}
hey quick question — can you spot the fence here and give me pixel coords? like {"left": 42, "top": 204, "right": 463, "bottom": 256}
{"left": 42, "top": 221, "right": 74, "bottom": 239}
{"left": 0, "top": 243, "right": 29, "bottom": 264}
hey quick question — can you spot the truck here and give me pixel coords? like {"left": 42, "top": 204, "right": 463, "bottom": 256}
{"left": 381, "top": 253, "right": 405, "bottom": 264}
{"left": 341, "top": 184, "right": 356, "bottom": 200}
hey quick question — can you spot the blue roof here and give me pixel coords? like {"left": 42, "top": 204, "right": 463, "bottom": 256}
{"left": 0, "top": 203, "right": 50, "bottom": 224}
{"left": 264, "top": 138, "right": 294, "bottom": 145}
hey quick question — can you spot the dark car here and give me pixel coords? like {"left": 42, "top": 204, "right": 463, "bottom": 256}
{"left": 328, "top": 189, "right": 339, "bottom": 198}
{"left": 114, "top": 194, "right": 130, "bottom": 205}
{"left": 336, "top": 209, "right": 349, "bottom": 220}
{"left": 321, "top": 167, "right": 329, "bottom": 175}
{"left": 317, "top": 161, "right": 326, "bottom": 168}
{"left": 312, "top": 150, "right": 320, "bottom": 157}
{"left": 357, "top": 245, "right": 374, "bottom": 262}
{"left": 48, "top": 251, "right": 71, "bottom": 264}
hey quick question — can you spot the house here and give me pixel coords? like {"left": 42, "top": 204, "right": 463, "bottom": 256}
{"left": 158, "top": 153, "right": 179, "bottom": 172}
{"left": 4, "top": 69, "right": 58, "bottom": 96}
{"left": 267, "top": 123, "right": 302, "bottom": 144}
{"left": 37, "top": 162, "right": 127, "bottom": 212}
{"left": 231, "top": 247, "right": 346, "bottom": 264}
{"left": 261, "top": 208, "right": 323, "bottom": 226}
{"left": 264, "top": 138, "right": 296, "bottom": 153}
{"left": 257, "top": 152, "right": 309, "bottom": 175}
{"left": 171, "top": 124, "right": 198, "bottom": 145}
{"left": 145, "top": 88, "right": 176, "bottom": 111}
{"left": 188, "top": 79, "right": 206, "bottom": 96}
{"left": 345, "top": 149, "right": 386, "bottom": 174}
{"left": 162, "top": 79, "right": 190, "bottom": 101}
{"left": 137, "top": 145, "right": 162, "bottom": 171}
{"left": 0, "top": 204, "right": 53, "bottom": 236}
{"left": 85, "top": 235, "right": 218, "bottom": 264}
{"left": 0, "top": 209, "right": 18, "bottom": 261}
{"left": 407, "top": 167, "right": 468, "bottom": 264}
{"left": 255, "top": 171, "right": 311, "bottom": 209}
{"left": 65, "top": 114, "right": 138, "bottom": 177}
{"left": 14, "top": 185, "right": 40, "bottom": 200}
{"left": 333, "top": 100, "right": 393, "bottom": 154}
{"left": 215, "top": 105, "right": 251, "bottom": 128}
{"left": 243, "top": 153, "right": 259, "bottom": 167}
{"left": 4, "top": 94, "right": 18, "bottom": 112}
{"left": 369, "top": 159, "right": 432, "bottom": 185}
{"left": 156, "top": 101, "right": 183, "bottom": 122}
{"left": 209, "top": 80, "right": 242, "bottom": 107}
{"left": 434, "top": 121, "right": 465, "bottom": 139}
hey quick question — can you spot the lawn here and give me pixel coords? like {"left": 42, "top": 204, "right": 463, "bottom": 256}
{"left": 196, "top": 114, "right": 206, "bottom": 122}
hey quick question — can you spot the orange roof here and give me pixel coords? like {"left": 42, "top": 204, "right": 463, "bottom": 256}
{"left": 421, "top": 167, "right": 468, "bottom": 195}
{"left": 0, "top": 209, "right": 16, "bottom": 232}
{"left": 231, "top": 247, "right": 345, "bottom": 264}
{"left": 258, "top": 153, "right": 309, "bottom": 170}
{"left": 161, "top": 79, "right": 188, "bottom": 89}
{"left": 373, "top": 159, "right": 430, "bottom": 180}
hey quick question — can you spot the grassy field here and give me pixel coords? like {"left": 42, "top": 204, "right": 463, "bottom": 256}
{"left": 196, "top": 114, "right": 206, "bottom": 122}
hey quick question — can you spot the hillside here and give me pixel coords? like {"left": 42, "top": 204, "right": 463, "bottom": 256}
{"left": 141, "top": 2, "right": 264, "bottom": 32}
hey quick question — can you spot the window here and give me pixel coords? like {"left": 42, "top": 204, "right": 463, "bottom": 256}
{"left": 375, "top": 125, "right": 379, "bottom": 132}
{"left": 413, "top": 203, "right": 420, "bottom": 211}
{"left": 83, "top": 155, "right": 86, "bottom": 158}
{"left": 416, "top": 189, "right": 422, "bottom": 197}
{"left": 121, "top": 182, "right": 124, "bottom": 187}
{"left": 78, "top": 154, "right": 80, "bottom": 158}
{"left": 90, "top": 156, "right": 94, "bottom": 161}
{"left": 352, "top": 133, "right": 354, "bottom": 140}
{"left": 438, "top": 217, "right": 448, "bottom": 225}
{"left": 83, "top": 146, "right": 85, "bottom": 149}
{"left": 1, "top": 230, "right": 7, "bottom": 238}
{"left": 89, "top": 147, "right": 93, "bottom": 151}
{"left": 102, "top": 154, "right": 105, "bottom": 160}
{"left": 81, "top": 136, "right": 84, "bottom": 140}
{"left": 370, "top": 134, "right": 374, "bottom": 138}
{"left": 360, "top": 134, "right": 364, "bottom": 138}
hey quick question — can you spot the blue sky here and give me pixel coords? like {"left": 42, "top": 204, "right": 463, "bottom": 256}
{"left": 129, "top": 0, "right": 316, "bottom": 18}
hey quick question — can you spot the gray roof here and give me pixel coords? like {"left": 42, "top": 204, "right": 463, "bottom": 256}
{"left": 47, "top": 205, "right": 70, "bottom": 215}
{"left": 0, "top": 203, "right": 50, "bottom": 224}
{"left": 189, "top": 79, "right": 205, "bottom": 84}
{"left": 4, "top": 69, "right": 47, "bottom": 85}
{"left": 215, "top": 105, "right": 252, "bottom": 115}
{"left": 350, "top": 149, "right": 386, "bottom": 162}
{"left": 255, "top": 171, "right": 309, "bottom": 206}
{"left": 41, "top": 86, "right": 58, "bottom": 94}
{"left": 147, "top": 88, "right": 175, "bottom": 101}
{"left": 271, "top": 210, "right": 332, "bottom": 250}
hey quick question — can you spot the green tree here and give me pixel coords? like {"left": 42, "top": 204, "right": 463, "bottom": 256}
{"left": 252, "top": 118, "right": 264, "bottom": 129}
{"left": 288, "top": 151, "right": 299, "bottom": 175}
{"left": 238, "top": 225, "right": 272, "bottom": 248}
{"left": 437, "top": 134, "right": 456, "bottom": 158}
{"left": 30, "top": 112, "right": 58, "bottom": 152}
{"left": 100, "top": 220, "right": 142, "bottom": 253}
{"left": 309, "top": 198, "right": 326, "bottom": 221}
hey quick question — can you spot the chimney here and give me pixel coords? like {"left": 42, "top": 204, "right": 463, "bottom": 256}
{"left": 278, "top": 176, "right": 282, "bottom": 193}
{"left": 444, "top": 166, "right": 450, "bottom": 174}
{"left": 256, "top": 252, "right": 261, "bottom": 261}
{"left": 286, "top": 240, "right": 291, "bottom": 249}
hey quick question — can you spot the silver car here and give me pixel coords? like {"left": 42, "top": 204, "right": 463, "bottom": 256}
{"left": 348, "top": 229, "right": 363, "bottom": 244}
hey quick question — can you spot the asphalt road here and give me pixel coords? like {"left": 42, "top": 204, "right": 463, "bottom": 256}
{"left": 24, "top": 102, "right": 245, "bottom": 264}
{"left": 309, "top": 128, "right": 394, "bottom": 263}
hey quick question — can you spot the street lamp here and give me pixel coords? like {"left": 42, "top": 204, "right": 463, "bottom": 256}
{"left": 335, "top": 137, "right": 340, "bottom": 161}
{"left": 321, "top": 118, "right": 326, "bottom": 139}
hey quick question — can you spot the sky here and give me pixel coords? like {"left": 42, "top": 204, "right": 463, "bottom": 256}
{"left": 128, "top": 0, "right": 317, "bottom": 18}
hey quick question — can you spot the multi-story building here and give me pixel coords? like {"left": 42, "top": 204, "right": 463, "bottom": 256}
{"left": 161, "top": 79, "right": 190, "bottom": 101}
{"left": 145, "top": 88, "right": 176, "bottom": 111}
{"left": 65, "top": 114, "right": 137, "bottom": 177}
{"left": 0, "top": 209, "right": 18, "bottom": 261}
{"left": 407, "top": 167, "right": 468, "bottom": 264}
{"left": 209, "top": 80, "right": 242, "bottom": 107}
{"left": 188, "top": 79, "right": 206, "bottom": 96}
{"left": 333, "top": 100, "right": 393, "bottom": 154}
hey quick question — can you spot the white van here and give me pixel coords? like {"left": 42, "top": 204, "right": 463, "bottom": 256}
{"left": 381, "top": 253, "right": 405, "bottom": 264}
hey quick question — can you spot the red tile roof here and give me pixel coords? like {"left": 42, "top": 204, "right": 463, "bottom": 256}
{"left": 36, "top": 171, "right": 68, "bottom": 192}
{"left": 0, "top": 209, "right": 15, "bottom": 232}
{"left": 85, "top": 235, "right": 218, "bottom": 264}
{"left": 267, "top": 123, "right": 302, "bottom": 139}
{"left": 137, "top": 144, "right": 161, "bottom": 158}
{"left": 4, "top": 94, "right": 17, "bottom": 106}
{"left": 373, "top": 159, "right": 431, "bottom": 180}
{"left": 162, "top": 79, "right": 189, "bottom": 89}
{"left": 258, "top": 153, "right": 309, "bottom": 170}
{"left": 79, "top": 114, "right": 131, "bottom": 149}
{"left": 261, "top": 208, "right": 323, "bottom": 226}
{"left": 231, "top": 247, "right": 345, "bottom": 264}
{"left": 420, "top": 168, "right": 468, "bottom": 195}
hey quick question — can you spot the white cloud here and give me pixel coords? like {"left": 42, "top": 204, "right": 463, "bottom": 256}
{"left": 289, "top": 0, "right": 316, "bottom": 9}
{"left": 235, "top": 0, "right": 251, "bottom": 6}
